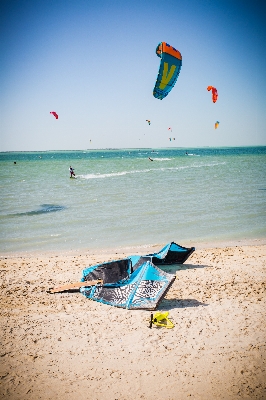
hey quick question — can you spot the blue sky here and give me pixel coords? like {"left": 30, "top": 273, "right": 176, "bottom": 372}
{"left": 1, "top": 0, "right": 265, "bottom": 151}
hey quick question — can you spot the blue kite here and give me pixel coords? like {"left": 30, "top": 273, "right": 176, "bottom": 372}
{"left": 153, "top": 42, "right": 182, "bottom": 100}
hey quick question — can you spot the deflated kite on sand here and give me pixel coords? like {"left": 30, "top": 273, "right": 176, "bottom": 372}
{"left": 49, "top": 242, "right": 195, "bottom": 310}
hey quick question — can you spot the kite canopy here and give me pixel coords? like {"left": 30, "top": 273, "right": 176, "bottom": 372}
{"left": 153, "top": 42, "right": 182, "bottom": 100}
{"left": 50, "top": 111, "right": 58, "bottom": 119}
{"left": 207, "top": 86, "right": 218, "bottom": 103}
{"left": 80, "top": 242, "right": 194, "bottom": 309}
{"left": 215, "top": 121, "right": 220, "bottom": 129}
{"left": 80, "top": 258, "right": 175, "bottom": 310}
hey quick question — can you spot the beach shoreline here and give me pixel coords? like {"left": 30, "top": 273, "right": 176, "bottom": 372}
{"left": 1, "top": 241, "right": 265, "bottom": 399}
{"left": 1, "top": 236, "right": 265, "bottom": 259}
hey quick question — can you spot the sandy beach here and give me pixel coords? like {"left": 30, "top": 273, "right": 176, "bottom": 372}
{"left": 0, "top": 241, "right": 265, "bottom": 400}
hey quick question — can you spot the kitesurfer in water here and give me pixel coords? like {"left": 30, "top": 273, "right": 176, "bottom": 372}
{"left": 69, "top": 166, "right": 75, "bottom": 178}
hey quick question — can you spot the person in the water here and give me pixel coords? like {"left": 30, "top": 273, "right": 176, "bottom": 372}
{"left": 69, "top": 166, "right": 75, "bottom": 178}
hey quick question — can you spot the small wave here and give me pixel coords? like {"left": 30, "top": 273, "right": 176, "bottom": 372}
{"left": 163, "top": 161, "right": 226, "bottom": 171}
{"left": 152, "top": 158, "right": 171, "bottom": 161}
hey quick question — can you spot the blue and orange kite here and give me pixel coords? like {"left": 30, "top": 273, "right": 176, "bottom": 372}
{"left": 153, "top": 42, "right": 182, "bottom": 100}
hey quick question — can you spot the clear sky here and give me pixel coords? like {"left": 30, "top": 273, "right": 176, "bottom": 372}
{"left": 1, "top": 0, "right": 265, "bottom": 151}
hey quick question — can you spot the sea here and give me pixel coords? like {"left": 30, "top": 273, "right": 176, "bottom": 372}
{"left": 0, "top": 147, "right": 265, "bottom": 255}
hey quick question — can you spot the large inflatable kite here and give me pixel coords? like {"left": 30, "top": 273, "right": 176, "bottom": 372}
{"left": 48, "top": 242, "right": 195, "bottom": 310}
{"left": 153, "top": 42, "right": 182, "bottom": 100}
{"left": 207, "top": 86, "right": 218, "bottom": 103}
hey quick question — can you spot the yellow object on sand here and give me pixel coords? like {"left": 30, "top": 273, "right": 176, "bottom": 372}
{"left": 151, "top": 311, "right": 174, "bottom": 329}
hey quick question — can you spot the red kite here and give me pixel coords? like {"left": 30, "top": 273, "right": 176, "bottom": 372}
{"left": 50, "top": 111, "right": 58, "bottom": 119}
{"left": 207, "top": 86, "right": 218, "bottom": 103}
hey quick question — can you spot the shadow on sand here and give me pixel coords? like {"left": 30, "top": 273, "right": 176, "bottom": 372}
{"left": 159, "top": 263, "right": 212, "bottom": 274}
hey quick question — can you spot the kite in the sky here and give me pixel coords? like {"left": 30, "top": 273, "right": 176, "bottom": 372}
{"left": 50, "top": 111, "right": 58, "bottom": 119}
{"left": 207, "top": 86, "right": 218, "bottom": 103}
{"left": 215, "top": 121, "right": 220, "bottom": 129}
{"left": 153, "top": 42, "right": 182, "bottom": 100}
{"left": 146, "top": 120, "right": 151, "bottom": 125}
{"left": 168, "top": 127, "right": 172, "bottom": 132}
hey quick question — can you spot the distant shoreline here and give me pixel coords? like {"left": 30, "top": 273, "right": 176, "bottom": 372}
{"left": 1, "top": 145, "right": 266, "bottom": 154}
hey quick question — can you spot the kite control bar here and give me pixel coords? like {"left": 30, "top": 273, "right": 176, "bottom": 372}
{"left": 47, "top": 280, "right": 103, "bottom": 294}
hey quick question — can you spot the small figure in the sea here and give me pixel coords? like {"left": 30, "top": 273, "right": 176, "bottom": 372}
{"left": 148, "top": 157, "right": 153, "bottom": 161}
{"left": 69, "top": 166, "right": 75, "bottom": 178}
{"left": 185, "top": 151, "right": 188, "bottom": 155}
{"left": 14, "top": 161, "right": 16, "bottom": 164}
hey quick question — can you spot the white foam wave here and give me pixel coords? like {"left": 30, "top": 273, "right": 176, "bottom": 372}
{"left": 152, "top": 158, "right": 171, "bottom": 161}
{"left": 78, "top": 162, "right": 226, "bottom": 180}
{"left": 79, "top": 169, "right": 152, "bottom": 179}
{"left": 163, "top": 161, "right": 226, "bottom": 171}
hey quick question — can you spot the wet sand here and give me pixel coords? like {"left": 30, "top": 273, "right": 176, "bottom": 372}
{"left": 0, "top": 243, "right": 265, "bottom": 399}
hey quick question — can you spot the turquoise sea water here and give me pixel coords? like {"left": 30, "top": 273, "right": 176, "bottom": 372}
{"left": 0, "top": 147, "right": 265, "bottom": 255}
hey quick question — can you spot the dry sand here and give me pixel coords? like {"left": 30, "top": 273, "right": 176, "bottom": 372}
{"left": 0, "top": 243, "right": 265, "bottom": 400}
